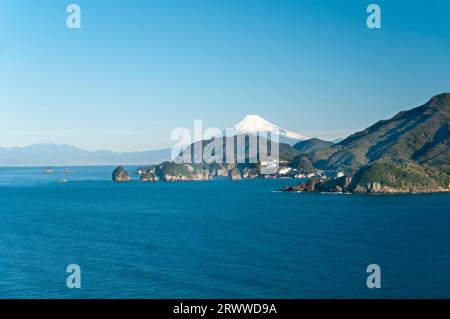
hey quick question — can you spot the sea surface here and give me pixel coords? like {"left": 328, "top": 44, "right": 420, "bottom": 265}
{"left": 0, "top": 166, "right": 449, "bottom": 298}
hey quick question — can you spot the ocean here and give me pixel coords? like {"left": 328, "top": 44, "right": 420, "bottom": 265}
{"left": 0, "top": 166, "right": 449, "bottom": 298}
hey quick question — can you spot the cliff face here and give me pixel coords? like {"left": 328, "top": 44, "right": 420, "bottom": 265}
{"left": 137, "top": 162, "right": 212, "bottom": 182}
{"left": 242, "top": 167, "right": 259, "bottom": 179}
{"left": 281, "top": 176, "right": 351, "bottom": 193}
{"left": 136, "top": 162, "right": 275, "bottom": 182}
{"left": 282, "top": 162, "right": 450, "bottom": 194}
{"left": 349, "top": 162, "right": 450, "bottom": 193}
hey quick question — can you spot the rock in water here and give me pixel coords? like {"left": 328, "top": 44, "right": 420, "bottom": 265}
{"left": 228, "top": 167, "right": 242, "bottom": 180}
{"left": 112, "top": 166, "right": 132, "bottom": 182}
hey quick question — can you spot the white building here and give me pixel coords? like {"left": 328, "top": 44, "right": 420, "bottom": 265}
{"left": 278, "top": 167, "right": 292, "bottom": 175}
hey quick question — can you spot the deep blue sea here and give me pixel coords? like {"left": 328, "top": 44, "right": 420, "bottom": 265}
{"left": 0, "top": 166, "right": 449, "bottom": 298}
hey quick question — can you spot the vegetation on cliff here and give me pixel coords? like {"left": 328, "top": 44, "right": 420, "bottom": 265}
{"left": 282, "top": 93, "right": 450, "bottom": 193}
{"left": 282, "top": 161, "right": 450, "bottom": 194}
{"left": 139, "top": 162, "right": 212, "bottom": 181}
{"left": 310, "top": 93, "right": 450, "bottom": 174}
{"left": 293, "top": 138, "right": 333, "bottom": 154}
{"left": 113, "top": 93, "right": 450, "bottom": 193}
{"left": 349, "top": 162, "right": 450, "bottom": 193}
{"left": 112, "top": 166, "right": 132, "bottom": 182}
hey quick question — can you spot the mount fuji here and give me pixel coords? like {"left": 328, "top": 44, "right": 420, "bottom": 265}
{"left": 229, "top": 115, "right": 308, "bottom": 145}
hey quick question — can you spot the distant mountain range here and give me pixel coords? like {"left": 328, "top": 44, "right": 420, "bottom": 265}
{"left": 0, "top": 144, "right": 171, "bottom": 166}
{"left": 0, "top": 115, "right": 310, "bottom": 166}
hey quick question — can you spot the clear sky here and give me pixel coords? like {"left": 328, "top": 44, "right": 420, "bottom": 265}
{"left": 0, "top": 0, "right": 449, "bottom": 151}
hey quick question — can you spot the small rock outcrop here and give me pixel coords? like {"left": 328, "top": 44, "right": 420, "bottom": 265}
{"left": 242, "top": 168, "right": 259, "bottom": 179}
{"left": 280, "top": 176, "right": 352, "bottom": 193}
{"left": 112, "top": 166, "right": 132, "bottom": 182}
{"left": 228, "top": 167, "right": 242, "bottom": 180}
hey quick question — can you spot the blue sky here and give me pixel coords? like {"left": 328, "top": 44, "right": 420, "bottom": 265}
{"left": 0, "top": 0, "right": 449, "bottom": 151}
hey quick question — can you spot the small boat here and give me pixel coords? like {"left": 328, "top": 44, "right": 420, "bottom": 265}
{"left": 59, "top": 179, "right": 69, "bottom": 184}
{"left": 44, "top": 167, "right": 54, "bottom": 174}
{"left": 63, "top": 168, "right": 74, "bottom": 173}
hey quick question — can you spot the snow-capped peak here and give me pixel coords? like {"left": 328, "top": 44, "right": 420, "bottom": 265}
{"left": 231, "top": 115, "right": 308, "bottom": 140}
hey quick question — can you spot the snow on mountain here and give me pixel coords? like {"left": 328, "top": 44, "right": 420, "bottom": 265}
{"left": 230, "top": 115, "right": 308, "bottom": 141}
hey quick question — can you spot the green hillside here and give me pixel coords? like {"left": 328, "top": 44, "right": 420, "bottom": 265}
{"left": 293, "top": 138, "right": 333, "bottom": 154}
{"left": 310, "top": 93, "right": 450, "bottom": 173}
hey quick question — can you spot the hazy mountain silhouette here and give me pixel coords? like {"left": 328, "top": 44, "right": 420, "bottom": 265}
{"left": 0, "top": 144, "right": 171, "bottom": 166}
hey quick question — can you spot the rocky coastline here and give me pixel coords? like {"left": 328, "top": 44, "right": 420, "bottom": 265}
{"left": 112, "top": 161, "right": 450, "bottom": 194}
{"left": 112, "top": 161, "right": 304, "bottom": 183}
{"left": 112, "top": 93, "right": 450, "bottom": 193}
{"left": 280, "top": 162, "right": 450, "bottom": 194}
